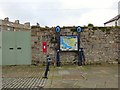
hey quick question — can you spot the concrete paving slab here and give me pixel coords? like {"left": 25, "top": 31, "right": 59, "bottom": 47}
{"left": 45, "top": 64, "right": 119, "bottom": 88}
{"left": 2, "top": 64, "right": 119, "bottom": 89}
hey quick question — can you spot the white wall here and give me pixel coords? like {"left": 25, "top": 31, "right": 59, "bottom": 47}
{"left": 105, "top": 20, "right": 120, "bottom": 26}
{"left": 118, "top": 1, "right": 120, "bottom": 14}
{"left": 118, "top": 1, "right": 120, "bottom": 26}
{"left": 105, "top": 21, "right": 116, "bottom": 26}
{"left": 118, "top": 18, "right": 120, "bottom": 26}
{"left": 0, "top": 31, "right": 2, "bottom": 89}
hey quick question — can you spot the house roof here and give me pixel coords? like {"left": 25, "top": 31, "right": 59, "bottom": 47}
{"left": 104, "top": 14, "right": 120, "bottom": 25}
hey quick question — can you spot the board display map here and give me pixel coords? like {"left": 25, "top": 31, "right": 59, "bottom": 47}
{"left": 60, "top": 36, "right": 78, "bottom": 51}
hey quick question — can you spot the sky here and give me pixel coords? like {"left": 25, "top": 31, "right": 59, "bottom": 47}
{"left": 0, "top": 0, "right": 119, "bottom": 27}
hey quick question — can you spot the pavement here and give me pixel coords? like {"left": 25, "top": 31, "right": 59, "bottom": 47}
{"left": 1, "top": 64, "right": 119, "bottom": 89}
{"left": 44, "top": 64, "right": 119, "bottom": 88}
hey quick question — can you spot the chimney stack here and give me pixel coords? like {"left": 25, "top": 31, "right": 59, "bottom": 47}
{"left": 15, "top": 20, "right": 19, "bottom": 24}
{"left": 24, "top": 22, "right": 30, "bottom": 27}
{"left": 4, "top": 17, "right": 9, "bottom": 21}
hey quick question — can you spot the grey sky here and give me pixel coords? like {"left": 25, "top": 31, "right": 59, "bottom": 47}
{"left": 0, "top": 0, "right": 119, "bottom": 27}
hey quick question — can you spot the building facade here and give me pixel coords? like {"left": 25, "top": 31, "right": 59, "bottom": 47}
{"left": 118, "top": 1, "right": 120, "bottom": 14}
{"left": 0, "top": 17, "right": 30, "bottom": 31}
{"left": 104, "top": 1, "right": 120, "bottom": 26}
{"left": 0, "top": 17, "right": 31, "bottom": 65}
{"left": 104, "top": 15, "right": 120, "bottom": 26}
{"left": 118, "top": 1, "right": 120, "bottom": 26}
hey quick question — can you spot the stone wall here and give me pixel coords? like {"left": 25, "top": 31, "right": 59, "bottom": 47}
{"left": 31, "top": 26, "right": 55, "bottom": 64}
{"left": 31, "top": 26, "right": 120, "bottom": 65}
{"left": 79, "top": 28, "right": 119, "bottom": 64}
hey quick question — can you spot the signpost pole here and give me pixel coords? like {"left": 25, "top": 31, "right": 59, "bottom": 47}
{"left": 77, "top": 26, "right": 82, "bottom": 66}
{"left": 55, "top": 26, "right": 61, "bottom": 67}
